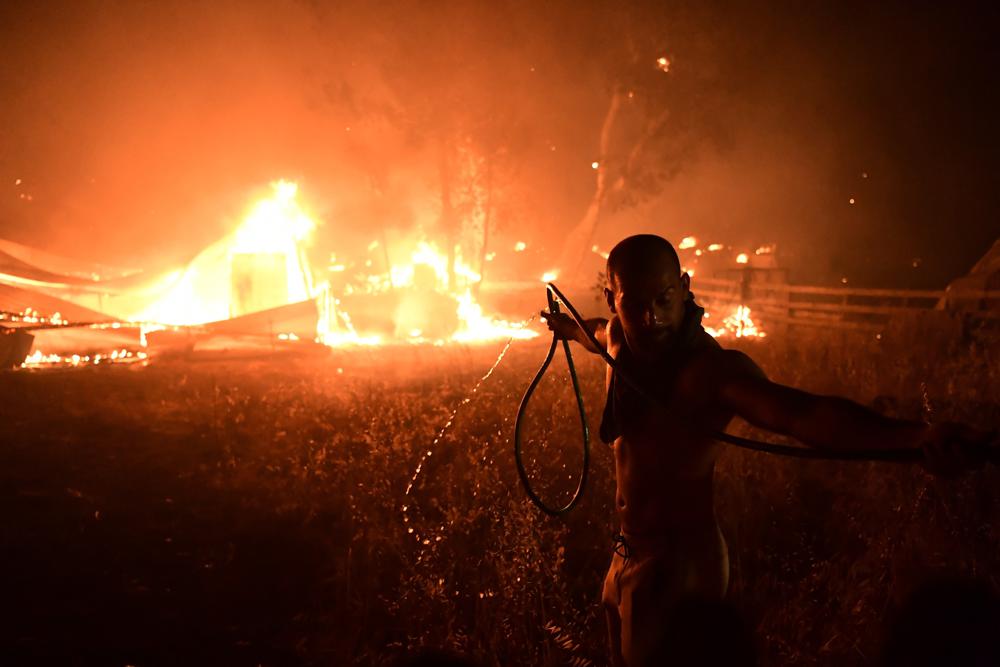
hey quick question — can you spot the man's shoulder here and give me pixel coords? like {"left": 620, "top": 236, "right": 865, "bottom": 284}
{"left": 606, "top": 315, "right": 624, "bottom": 350}
{"left": 678, "top": 345, "right": 766, "bottom": 393}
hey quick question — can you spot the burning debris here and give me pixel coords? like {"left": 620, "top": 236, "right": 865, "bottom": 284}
{"left": 0, "top": 174, "right": 799, "bottom": 371}
{"left": 1, "top": 180, "right": 545, "bottom": 368}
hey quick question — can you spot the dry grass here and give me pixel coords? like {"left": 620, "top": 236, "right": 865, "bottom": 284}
{"left": 1, "top": 328, "right": 997, "bottom": 665}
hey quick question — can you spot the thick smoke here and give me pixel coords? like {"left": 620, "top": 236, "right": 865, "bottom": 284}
{"left": 0, "top": 0, "right": 995, "bottom": 286}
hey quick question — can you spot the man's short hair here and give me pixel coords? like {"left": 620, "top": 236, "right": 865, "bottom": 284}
{"left": 606, "top": 234, "right": 681, "bottom": 287}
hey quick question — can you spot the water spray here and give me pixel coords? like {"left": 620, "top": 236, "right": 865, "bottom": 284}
{"left": 402, "top": 322, "right": 532, "bottom": 545}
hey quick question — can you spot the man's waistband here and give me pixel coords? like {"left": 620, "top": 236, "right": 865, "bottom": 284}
{"left": 613, "top": 524, "right": 721, "bottom": 558}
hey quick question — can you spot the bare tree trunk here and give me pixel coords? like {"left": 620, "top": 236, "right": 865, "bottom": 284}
{"left": 381, "top": 230, "right": 393, "bottom": 290}
{"left": 557, "top": 91, "right": 671, "bottom": 282}
{"left": 475, "top": 155, "right": 493, "bottom": 297}
{"left": 439, "top": 143, "right": 456, "bottom": 291}
{"left": 556, "top": 88, "right": 624, "bottom": 279}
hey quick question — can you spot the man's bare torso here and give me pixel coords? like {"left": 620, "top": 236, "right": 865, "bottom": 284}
{"left": 606, "top": 316, "right": 736, "bottom": 535}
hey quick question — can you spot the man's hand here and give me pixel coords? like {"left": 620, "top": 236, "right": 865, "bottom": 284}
{"left": 540, "top": 310, "right": 578, "bottom": 341}
{"left": 916, "top": 422, "right": 998, "bottom": 477}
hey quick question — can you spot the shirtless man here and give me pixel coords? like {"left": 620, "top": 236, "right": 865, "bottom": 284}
{"left": 541, "top": 234, "right": 993, "bottom": 667}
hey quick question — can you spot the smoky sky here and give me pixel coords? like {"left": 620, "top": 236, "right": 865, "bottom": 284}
{"left": 0, "top": 0, "right": 997, "bottom": 287}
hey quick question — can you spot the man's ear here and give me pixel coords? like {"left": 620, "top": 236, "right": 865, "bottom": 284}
{"left": 680, "top": 271, "right": 691, "bottom": 293}
{"left": 604, "top": 287, "right": 616, "bottom": 314}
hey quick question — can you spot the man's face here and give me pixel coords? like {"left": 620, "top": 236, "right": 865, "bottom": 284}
{"left": 605, "top": 260, "right": 690, "bottom": 358}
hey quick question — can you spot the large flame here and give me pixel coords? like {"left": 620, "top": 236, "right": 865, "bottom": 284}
{"left": 134, "top": 180, "right": 316, "bottom": 326}
{"left": 132, "top": 182, "right": 536, "bottom": 346}
{"left": 338, "top": 239, "right": 537, "bottom": 344}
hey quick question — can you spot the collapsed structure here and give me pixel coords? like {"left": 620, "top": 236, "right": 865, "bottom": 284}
{"left": 0, "top": 181, "right": 538, "bottom": 369}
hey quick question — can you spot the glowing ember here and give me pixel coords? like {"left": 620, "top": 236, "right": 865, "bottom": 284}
{"left": 514, "top": 241, "right": 527, "bottom": 252}
{"left": 678, "top": 236, "right": 697, "bottom": 250}
{"left": 591, "top": 161, "right": 600, "bottom": 170}
{"left": 708, "top": 243, "right": 724, "bottom": 252}
{"left": 21, "top": 348, "right": 148, "bottom": 369}
{"left": 1, "top": 308, "right": 66, "bottom": 325}
{"left": 541, "top": 270, "right": 558, "bottom": 283}
{"left": 736, "top": 253, "right": 749, "bottom": 264}
{"left": 656, "top": 56, "right": 671, "bottom": 73}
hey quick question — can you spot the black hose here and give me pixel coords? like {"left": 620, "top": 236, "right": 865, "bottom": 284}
{"left": 514, "top": 287, "right": 590, "bottom": 516}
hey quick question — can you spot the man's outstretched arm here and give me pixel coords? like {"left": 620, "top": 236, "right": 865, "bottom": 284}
{"left": 714, "top": 350, "right": 994, "bottom": 475}
{"left": 540, "top": 310, "right": 608, "bottom": 354}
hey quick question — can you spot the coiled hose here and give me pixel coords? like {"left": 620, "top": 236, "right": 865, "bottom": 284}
{"left": 514, "top": 286, "right": 590, "bottom": 516}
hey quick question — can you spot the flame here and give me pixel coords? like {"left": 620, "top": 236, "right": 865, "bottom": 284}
{"left": 705, "top": 305, "right": 765, "bottom": 339}
{"left": 591, "top": 244, "right": 609, "bottom": 260}
{"left": 541, "top": 270, "right": 558, "bottom": 283}
{"left": 451, "top": 290, "right": 536, "bottom": 343}
{"left": 77, "top": 182, "right": 536, "bottom": 350}
{"left": 21, "top": 348, "right": 148, "bottom": 369}
{"left": 332, "top": 238, "right": 538, "bottom": 345}
{"left": 1, "top": 308, "right": 66, "bottom": 325}
{"left": 134, "top": 180, "right": 318, "bottom": 326}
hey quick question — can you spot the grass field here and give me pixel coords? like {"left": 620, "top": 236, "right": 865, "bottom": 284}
{"left": 2, "top": 327, "right": 998, "bottom": 665}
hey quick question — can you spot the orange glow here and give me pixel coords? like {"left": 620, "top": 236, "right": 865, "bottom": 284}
{"left": 133, "top": 179, "right": 318, "bottom": 327}
{"left": 334, "top": 238, "right": 538, "bottom": 345}
{"left": 736, "top": 253, "right": 749, "bottom": 264}
{"left": 678, "top": 236, "right": 697, "bottom": 250}
{"left": 705, "top": 305, "right": 765, "bottom": 339}
{"left": 21, "top": 348, "right": 148, "bottom": 369}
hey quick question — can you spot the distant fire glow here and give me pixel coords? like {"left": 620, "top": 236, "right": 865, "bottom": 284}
{"left": 706, "top": 305, "right": 765, "bottom": 339}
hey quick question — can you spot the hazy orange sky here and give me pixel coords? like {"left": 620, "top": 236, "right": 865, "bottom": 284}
{"left": 1, "top": 0, "right": 997, "bottom": 286}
